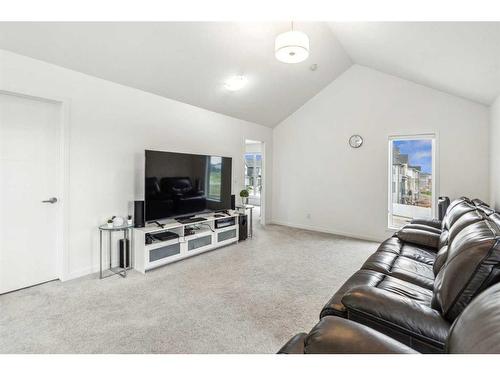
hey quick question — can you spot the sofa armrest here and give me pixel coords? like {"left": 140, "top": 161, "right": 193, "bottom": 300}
{"left": 342, "top": 286, "right": 450, "bottom": 349}
{"left": 410, "top": 218, "right": 442, "bottom": 229}
{"left": 277, "top": 333, "right": 307, "bottom": 354}
{"left": 396, "top": 226, "right": 440, "bottom": 250}
{"left": 304, "top": 316, "right": 417, "bottom": 354}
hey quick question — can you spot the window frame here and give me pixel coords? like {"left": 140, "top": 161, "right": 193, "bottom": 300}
{"left": 387, "top": 134, "right": 438, "bottom": 230}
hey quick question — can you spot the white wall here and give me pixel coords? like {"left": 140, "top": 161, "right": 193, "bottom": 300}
{"left": 0, "top": 49, "right": 273, "bottom": 280}
{"left": 491, "top": 95, "right": 500, "bottom": 210}
{"left": 245, "top": 142, "right": 263, "bottom": 154}
{"left": 273, "top": 65, "right": 490, "bottom": 241}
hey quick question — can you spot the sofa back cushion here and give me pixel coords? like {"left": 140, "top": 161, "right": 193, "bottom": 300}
{"left": 433, "top": 246, "right": 448, "bottom": 275}
{"left": 491, "top": 213, "right": 500, "bottom": 227}
{"left": 447, "top": 282, "right": 500, "bottom": 353}
{"left": 433, "top": 218, "right": 500, "bottom": 321}
{"left": 471, "top": 198, "right": 489, "bottom": 207}
{"left": 439, "top": 200, "right": 474, "bottom": 248}
{"left": 447, "top": 209, "right": 485, "bottom": 244}
{"left": 442, "top": 197, "right": 470, "bottom": 220}
{"left": 433, "top": 200, "right": 477, "bottom": 275}
{"left": 433, "top": 209, "right": 487, "bottom": 276}
{"left": 442, "top": 200, "right": 475, "bottom": 231}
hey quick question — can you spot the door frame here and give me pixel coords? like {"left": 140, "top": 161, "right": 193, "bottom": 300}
{"left": 243, "top": 139, "right": 266, "bottom": 226}
{"left": 0, "top": 88, "right": 71, "bottom": 282}
{"left": 386, "top": 133, "right": 439, "bottom": 230}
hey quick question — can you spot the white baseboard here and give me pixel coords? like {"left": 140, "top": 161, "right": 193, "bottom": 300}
{"left": 270, "top": 219, "right": 385, "bottom": 243}
{"left": 62, "top": 221, "right": 383, "bottom": 282}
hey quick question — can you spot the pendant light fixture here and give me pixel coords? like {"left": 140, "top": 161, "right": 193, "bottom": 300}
{"left": 275, "top": 21, "right": 310, "bottom": 64}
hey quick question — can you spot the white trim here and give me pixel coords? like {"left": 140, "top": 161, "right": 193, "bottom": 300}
{"left": 387, "top": 133, "right": 438, "bottom": 229}
{"left": 0, "top": 88, "right": 71, "bottom": 282}
{"left": 271, "top": 220, "right": 385, "bottom": 243}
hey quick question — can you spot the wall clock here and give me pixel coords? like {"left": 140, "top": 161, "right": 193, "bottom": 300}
{"left": 349, "top": 135, "right": 363, "bottom": 148}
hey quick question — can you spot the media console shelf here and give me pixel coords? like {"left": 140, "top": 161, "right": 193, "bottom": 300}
{"left": 133, "top": 211, "right": 240, "bottom": 273}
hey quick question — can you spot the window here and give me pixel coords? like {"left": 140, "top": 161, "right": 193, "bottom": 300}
{"left": 388, "top": 135, "right": 436, "bottom": 228}
{"left": 207, "top": 156, "right": 222, "bottom": 201}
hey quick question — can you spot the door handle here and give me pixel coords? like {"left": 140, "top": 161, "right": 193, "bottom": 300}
{"left": 42, "top": 197, "right": 58, "bottom": 204}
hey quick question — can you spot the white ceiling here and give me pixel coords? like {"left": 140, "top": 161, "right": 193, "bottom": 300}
{"left": 0, "top": 22, "right": 499, "bottom": 127}
{"left": 0, "top": 22, "right": 352, "bottom": 127}
{"left": 329, "top": 22, "right": 500, "bottom": 105}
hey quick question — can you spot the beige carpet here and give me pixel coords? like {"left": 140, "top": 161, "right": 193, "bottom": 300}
{"left": 0, "top": 223, "right": 378, "bottom": 353}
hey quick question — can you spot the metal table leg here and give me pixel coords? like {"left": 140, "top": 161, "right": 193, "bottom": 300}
{"left": 109, "top": 231, "right": 112, "bottom": 271}
{"left": 249, "top": 207, "right": 253, "bottom": 238}
{"left": 123, "top": 228, "right": 128, "bottom": 277}
{"left": 99, "top": 229, "right": 103, "bottom": 279}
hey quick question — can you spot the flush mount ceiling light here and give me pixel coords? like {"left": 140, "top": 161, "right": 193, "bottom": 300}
{"left": 275, "top": 22, "right": 310, "bottom": 64}
{"left": 224, "top": 75, "right": 248, "bottom": 91}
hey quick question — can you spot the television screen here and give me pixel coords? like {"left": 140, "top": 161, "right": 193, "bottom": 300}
{"left": 145, "top": 150, "right": 232, "bottom": 221}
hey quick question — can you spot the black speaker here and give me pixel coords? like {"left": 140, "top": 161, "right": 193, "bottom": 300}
{"left": 239, "top": 214, "right": 248, "bottom": 241}
{"left": 231, "top": 194, "right": 236, "bottom": 210}
{"left": 134, "top": 200, "right": 145, "bottom": 228}
{"left": 119, "top": 239, "right": 130, "bottom": 268}
{"left": 438, "top": 196, "right": 450, "bottom": 221}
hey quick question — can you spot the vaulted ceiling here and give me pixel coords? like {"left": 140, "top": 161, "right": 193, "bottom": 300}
{"left": 0, "top": 22, "right": 499, "bottom": 127}
{"left": 329, "top": 22, "right": 500, "bottom": 106}
{"left": 0, "top": 22, "right": 352, "bottom": 127}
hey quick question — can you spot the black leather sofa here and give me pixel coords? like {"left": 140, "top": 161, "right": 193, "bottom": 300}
{"left": 279, "top": 281, "right": 500, "bottom": 354}
{"left": 279, "top": 197, "right": 500, "bottom": 354}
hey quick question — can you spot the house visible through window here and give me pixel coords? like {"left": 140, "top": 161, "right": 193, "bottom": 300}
{"left": 388, "top": 136, "right": 436, "bottom": 228}
{"left": 207, "top": 156, "right": 222, "bottom": 201}
{"left": 244, "top": 153, "right": 262, "bottom": 202}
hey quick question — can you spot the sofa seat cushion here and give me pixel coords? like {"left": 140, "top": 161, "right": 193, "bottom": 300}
{"left": 320, "top": 269, "right": 442, "bottom": 351}
{"left": 278, "top": 317, "right": 417, "bottom": 354}
{"left": 400, "top": 244, "right": 437, "bottom": 265}
{"left": 305, "top": 317, "right": 417, "bottom": 354}
{"left": 320, "top": 267, "right": 434, "bottom": 318}
{"left": 375, "top": 237, "right": 436, "bottom": 265}
{"left": 320, "top": 269, "right": 385, "bottom": 318}
{"left": 362, "top": 251, "right": 435, "bottom": 289}
{"left": 341, "top": 286, "right": 450, "bottom": 352}
{"left": 376, "top": 276, "right": 433, "bottom": 304}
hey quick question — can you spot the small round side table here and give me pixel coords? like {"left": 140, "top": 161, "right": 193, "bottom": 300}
{"left": 99, "top": 223, "right": 133, "bottom": 279}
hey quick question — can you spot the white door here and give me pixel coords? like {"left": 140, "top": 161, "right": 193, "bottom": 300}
{"left": 0, "top": 93, "right": 61, "bottom": 294}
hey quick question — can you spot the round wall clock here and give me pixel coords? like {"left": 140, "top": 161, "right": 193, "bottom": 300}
{"left": 349, "top": 135, "right": 363, "bottom": 148}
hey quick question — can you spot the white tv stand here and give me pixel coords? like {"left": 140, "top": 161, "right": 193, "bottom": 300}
{"left": 133, "top": 211, "right": 240, "bottom": 273}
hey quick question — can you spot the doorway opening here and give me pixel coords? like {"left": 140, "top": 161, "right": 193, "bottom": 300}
{"left": 244, "top": 139, "right": 264, "bottom": 225}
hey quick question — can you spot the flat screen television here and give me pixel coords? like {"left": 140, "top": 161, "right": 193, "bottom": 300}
{"left": 145, "top": 150, "right": 232, "bottom": 222}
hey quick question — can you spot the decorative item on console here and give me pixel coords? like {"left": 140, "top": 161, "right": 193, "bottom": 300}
{"left": 239, "top": 189, "right": 249, "bottom": 206}
{"left": 112, "top": 216, "right": 124, "bottom": 227}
